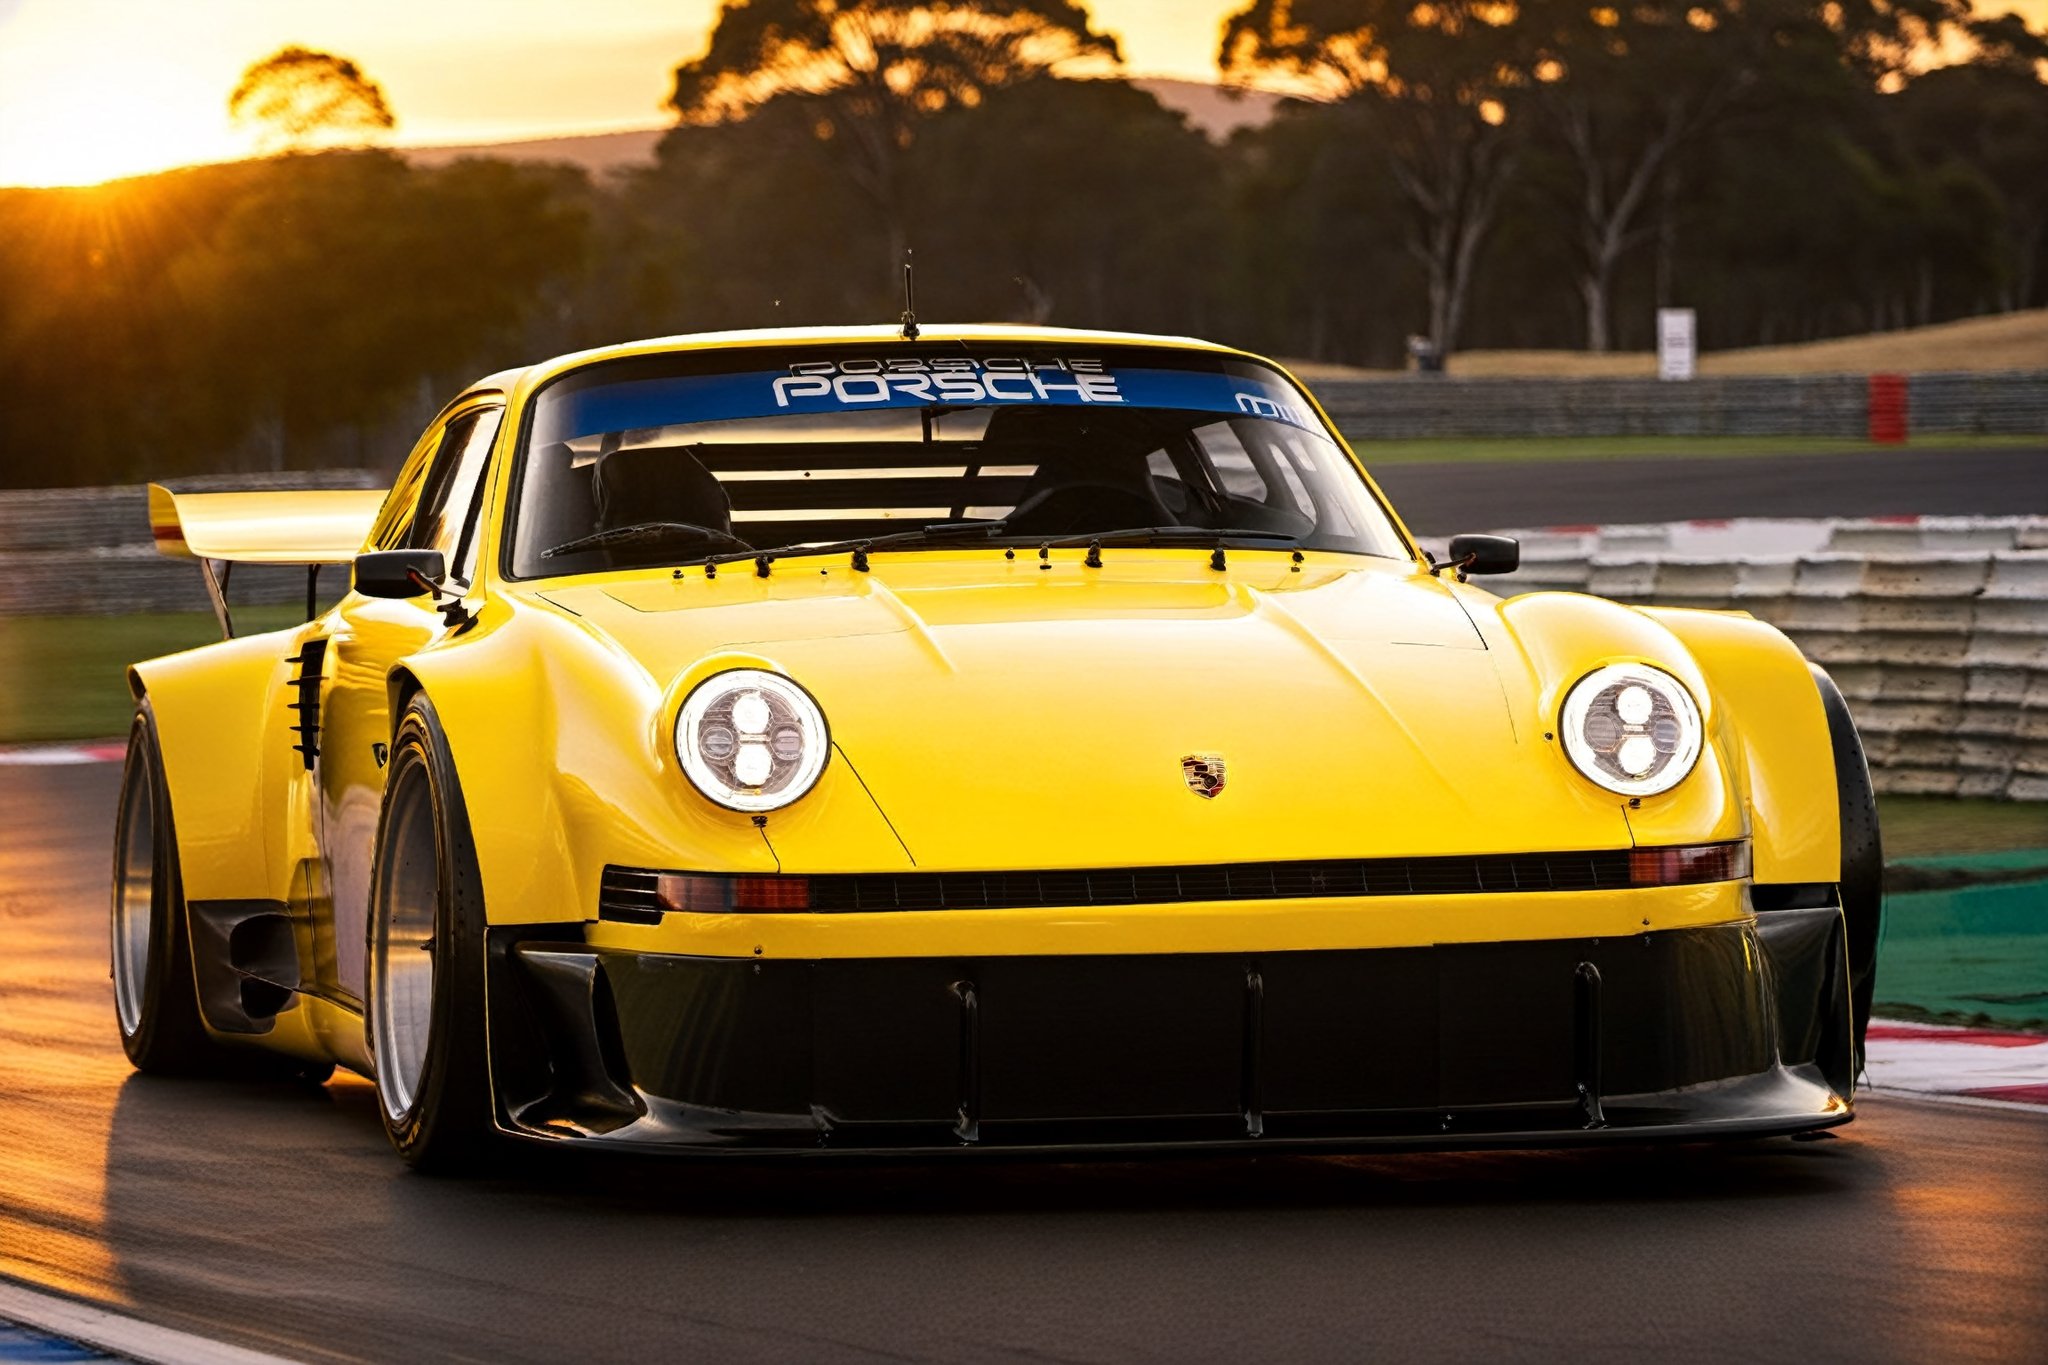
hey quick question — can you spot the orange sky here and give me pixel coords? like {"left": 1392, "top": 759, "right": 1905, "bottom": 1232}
{"left": 0, "top": 0, "right": 1252, "bottom": 187}
{"left": 0, "top": 0, "right": 2041, "bottom": 188}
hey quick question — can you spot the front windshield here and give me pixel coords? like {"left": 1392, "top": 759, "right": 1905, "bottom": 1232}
{"left": 507, "top": 344, "right": 1408, "bottom": 579}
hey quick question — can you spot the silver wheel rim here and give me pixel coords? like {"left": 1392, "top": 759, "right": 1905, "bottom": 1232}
{"left": 112, "top": 747, "right": 154, "bottom": 1037}
{"left": 371, "top": 758, "right": 438, "bottom": 1124}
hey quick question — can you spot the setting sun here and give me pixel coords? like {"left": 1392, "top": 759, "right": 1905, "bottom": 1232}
{"left": 0, "top": 52, "right": 243, "bottom": 187}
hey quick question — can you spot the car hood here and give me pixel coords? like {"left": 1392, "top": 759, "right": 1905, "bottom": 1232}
{"left": 531, "top": 555, "right": 1632, "bottom": 869}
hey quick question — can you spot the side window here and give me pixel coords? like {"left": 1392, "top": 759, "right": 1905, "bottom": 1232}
{"left": 1258, "top": 435, "right": 1319, "bottom": 521}
{"left": 408, "top": 408, "right": 503, "bottom": 584}
{"left": 1192, "top": 423, "right": 1269, "bottom": 502}
{"left": 368, "top": 429, "right": 443, "bottom": 552}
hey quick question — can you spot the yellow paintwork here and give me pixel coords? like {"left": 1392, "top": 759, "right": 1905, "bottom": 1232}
{"left": 125, "top": 324, "right": 1845, "bottom": 1060}
{"left": 588, "top": 882, "right": 1747, "bottom": 960}
{"left": 147, "top": 484, "right": 386, "bottom": 564}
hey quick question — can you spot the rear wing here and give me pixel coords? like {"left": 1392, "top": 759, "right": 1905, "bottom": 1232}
{"left": 147, "top": 484, "right": 387, "bottom": 637}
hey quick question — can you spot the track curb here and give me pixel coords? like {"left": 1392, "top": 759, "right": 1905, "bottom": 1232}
{"left": 0, "top": 1280, "right": 297, "bottom": 1365}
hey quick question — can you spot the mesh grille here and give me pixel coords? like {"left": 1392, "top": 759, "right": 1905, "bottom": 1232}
{"left": 600, "top": 849, "right": 1647, "bottom": 920}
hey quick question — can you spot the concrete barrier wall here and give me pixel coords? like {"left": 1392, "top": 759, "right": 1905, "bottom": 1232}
{"left": 1428, "top": 517, "right": 2048, "bottom": 801}
{"left": 0, "top": 471, "right": 381, "bottom": 616}
{"left": 1317, "top": 371, "right": 2048, "bottom": 440}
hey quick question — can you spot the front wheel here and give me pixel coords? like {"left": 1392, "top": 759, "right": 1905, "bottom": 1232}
{"left": 1813, "top": 666, "right": 1882, "bottom": 1065}
{"left": 366, "top": 693, "right": 495, "bottom": 1171}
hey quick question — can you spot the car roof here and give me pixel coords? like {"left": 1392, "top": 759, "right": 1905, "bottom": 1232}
{"left": 455, "top": 323, "right": 1250, "bottom": 406}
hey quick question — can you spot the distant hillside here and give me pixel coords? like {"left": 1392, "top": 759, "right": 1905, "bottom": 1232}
{"left": 398, "top": 79, "right": 1285, "bottom": 177}
{"left": 1129, "top": 78, "right": 1284, "bottom": 140}
{"left": 403, "top": 126, "right": 666, "bottom": 175}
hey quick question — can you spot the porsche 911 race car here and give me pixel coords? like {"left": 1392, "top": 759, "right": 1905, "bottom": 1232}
{"left": 117, "top": 325, "right": 1880, "bottom": 1170}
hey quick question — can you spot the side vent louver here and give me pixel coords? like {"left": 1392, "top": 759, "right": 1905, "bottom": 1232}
{"left": 285, "top": 639, "right": 328, "bottom": 770}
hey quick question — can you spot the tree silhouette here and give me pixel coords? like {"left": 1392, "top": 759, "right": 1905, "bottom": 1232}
{"left": 230, "top": 46, "right": 397, "bottom": 154}
{"left": 1221, "top": 1, "right": 1530, "bottom": 357}
{"left": 667, "top": 1, "right": 1120, "bottom": 292}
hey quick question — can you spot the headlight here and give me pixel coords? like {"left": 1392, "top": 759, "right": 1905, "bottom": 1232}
{"left": 1559, "top": 664, "right": 1702, "bottom": 797}
{"left": 675, "top": 669, "right": 829, "bottom": 812}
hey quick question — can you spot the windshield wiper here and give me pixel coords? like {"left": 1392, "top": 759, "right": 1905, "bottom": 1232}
{"left": 542, "top": 520, "right": 752, "bottom": 560}
{"left": 685, "top": 520, "right": 1012, "bottom": 576}
{"left": 1039, "top": 526, "right": 1302, "bottom": 571}
{"left": 1042, "top": 526, "right": 1301, "bottom": 548}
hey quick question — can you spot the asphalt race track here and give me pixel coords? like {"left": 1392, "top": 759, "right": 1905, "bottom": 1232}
{"left": 1373, "top": 445, "right": 2048, "bottom": 533}
{"left": 4, "top": 762, "right": 2047, "bottom": 1364}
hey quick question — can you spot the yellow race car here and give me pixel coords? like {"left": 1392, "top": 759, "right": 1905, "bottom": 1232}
{"left": 117, "top": 325, "right": 1879, "bottom": 1169}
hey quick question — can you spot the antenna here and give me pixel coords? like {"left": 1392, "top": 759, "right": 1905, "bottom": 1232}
{"left": 899, "top": 249, "right": 920, "bottom": 341}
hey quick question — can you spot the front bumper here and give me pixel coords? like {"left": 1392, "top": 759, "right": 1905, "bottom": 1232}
{"left": 485, "top": 906, "right": 1855, "bottom": 1154}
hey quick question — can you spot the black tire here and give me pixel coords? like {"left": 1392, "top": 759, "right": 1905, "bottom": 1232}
{"left": 111, "top": 702, "right": 219, "bottom": 1073}
{"left": 365, "top": 693, "right": 495, "bottom": 1171}
{"left": 114, "top": 703, "right": 340, "bottom": 1085}
{"left": 1813, "top": 665, "right": 1882, "bottom": 1064}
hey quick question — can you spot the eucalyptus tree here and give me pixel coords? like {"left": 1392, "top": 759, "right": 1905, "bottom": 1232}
{"left": 1219, "top": 0, "right": 1531, "bottom": 356}
{"left": 1516, "top": 0, "right": 1976, "bottom": 351}
{"left": 229, "top": 47, "right": 396, "bottom": 154}
{"left": 667, "top": 0, "right": 1121, "bottom": 295}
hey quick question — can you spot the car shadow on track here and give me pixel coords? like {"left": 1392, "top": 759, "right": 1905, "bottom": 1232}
{"left": 104, "top": 1068, "right": 1863, "bottom": 1229}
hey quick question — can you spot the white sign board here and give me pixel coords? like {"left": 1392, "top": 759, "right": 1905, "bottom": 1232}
{"left": 1658, "top": 308, "right": 1696, "bottom": 381}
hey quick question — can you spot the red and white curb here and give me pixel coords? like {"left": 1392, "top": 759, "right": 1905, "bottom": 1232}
{"left": 0, "top": 741, "right": 125, "bottom": 766}
{"left": 1866, "top": 1020, "right": 2048, "bottom": 1109}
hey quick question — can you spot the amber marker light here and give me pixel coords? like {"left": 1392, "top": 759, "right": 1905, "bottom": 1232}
{"left": 1628, "top": 841, "right": 1751, "bottom": 887}
{"left": 656, "top": 874, "right": 814, "bottom": 912}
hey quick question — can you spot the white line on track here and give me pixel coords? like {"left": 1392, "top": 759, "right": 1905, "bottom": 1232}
{"left": 0, "top": 1279, "right": 298, "bottom": 1365}
{"left": 0, "top": 742, "right": 125, "bottom": 766}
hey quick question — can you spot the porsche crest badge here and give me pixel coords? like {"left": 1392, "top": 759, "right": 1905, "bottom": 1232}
{"left": 1181, "top": 753, "right": 1226, "bottom": 799}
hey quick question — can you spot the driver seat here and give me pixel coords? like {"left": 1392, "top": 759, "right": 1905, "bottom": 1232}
{"left": 1004, "top": 447, "right": 1174, "bottom": 538}
{"left": 592, "top": 445, "right": 733, "bottom": 535}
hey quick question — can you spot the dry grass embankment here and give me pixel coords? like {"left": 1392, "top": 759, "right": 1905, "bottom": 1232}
{"left": 1288, "top": 308, "right": 2048, "bottom": 379}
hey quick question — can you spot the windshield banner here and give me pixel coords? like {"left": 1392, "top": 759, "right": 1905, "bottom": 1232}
{"left": 543, "top": 358, "right": 1325, "bottom": 444}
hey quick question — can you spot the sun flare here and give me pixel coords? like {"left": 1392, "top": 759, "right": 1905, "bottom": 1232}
{"left": 0, "top": 52, "right": 242, "bottom": 188}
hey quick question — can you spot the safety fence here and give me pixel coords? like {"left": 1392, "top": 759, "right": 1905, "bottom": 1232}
{"left": 1317, "top": 370, "right": 2048, "bottom": 441}
{"left": 1420, "top": 516, "right": 2048, "bottom": 801}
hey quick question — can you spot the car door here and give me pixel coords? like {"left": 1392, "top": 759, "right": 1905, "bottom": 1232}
{"left": 315, "top": 401, "right": 502, "bottom": 1007}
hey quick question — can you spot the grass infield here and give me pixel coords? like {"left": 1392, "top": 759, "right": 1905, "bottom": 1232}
{"left": 0, "top": 608, "right": 303, "bottom": 744}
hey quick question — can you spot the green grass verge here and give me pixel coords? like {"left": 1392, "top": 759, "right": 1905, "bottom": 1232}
{"left": 0, "top": 608, "right": 304, "bottom": 744}
{"left": 1878, "top": 796, "right": 2048, "bottom": 860}
{"left": 1877, "top": 873, "right": 2048, "bottom": 1031}
{"left": 1352, "top": 433, "right": 2046, "bottom": 464}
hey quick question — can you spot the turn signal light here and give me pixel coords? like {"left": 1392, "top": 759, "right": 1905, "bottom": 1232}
{"left": 655, "top": 874, "right": 812, "bottom": 912}
{"left": 1628, "top": 841, "right": 1750, "bottom": 888}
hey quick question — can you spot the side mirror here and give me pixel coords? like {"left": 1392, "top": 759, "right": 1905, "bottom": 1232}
{"left": 1446, "top": 534, "right": 1519, "bottom": 576}
{"left": 353, "top": 548, "right": 446, "bottom": 599}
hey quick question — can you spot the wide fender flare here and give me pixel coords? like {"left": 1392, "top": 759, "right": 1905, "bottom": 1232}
{"left": 127, "top": 630, "right": 304, "bottom": 904}
{"left": 1490, "top": 593, "right": 1838, "bottom": 883}
{"left": 1634, "top": 606, "right": 1841, "bottom": 885}
{"left": 389, "top": 601, "right": 777, "bottom": 926}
